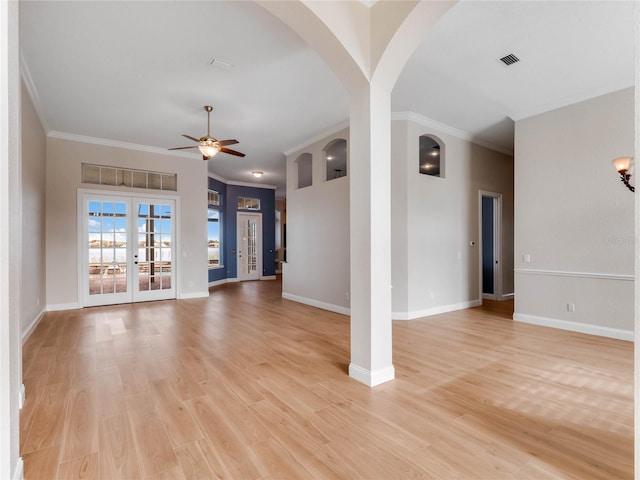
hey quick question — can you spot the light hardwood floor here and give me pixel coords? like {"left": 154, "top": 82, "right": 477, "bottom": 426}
{"left": 21, "top": 278, "right": 633, "bottom": 479}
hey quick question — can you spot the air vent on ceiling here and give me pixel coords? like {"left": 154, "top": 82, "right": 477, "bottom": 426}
{"left": 499, "top": 53, "right": 520, "bottom": 66}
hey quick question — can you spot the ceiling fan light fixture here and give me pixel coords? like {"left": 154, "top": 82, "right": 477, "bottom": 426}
{"left": 251, "top": 170, "right": 264, "bottom": 178}
{"left": 198, "top": 144, "right": 220, "bottom": 158}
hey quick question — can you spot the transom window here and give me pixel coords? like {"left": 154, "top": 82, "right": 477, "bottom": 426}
{"left": 238, "top": 196, "right": 260, "bottom": 210}
{"left": 208, "top": 190, "right": 221, "bottom": 206}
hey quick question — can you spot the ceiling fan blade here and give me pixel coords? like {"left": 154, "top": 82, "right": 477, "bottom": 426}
{"left": 220, "top": 147, "right": 245, "bottom": 157}
{"left": 216, "top": 139, "right": 239, "bottom": 147}
{"left": 168, "top": 145, "right": 198, "bottom": 150}
{"left": 182, "top": 134, "right": 201, "bottom": 143}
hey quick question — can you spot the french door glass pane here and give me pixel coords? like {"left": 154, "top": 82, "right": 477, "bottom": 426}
{"left": 88, "top": 200, "right": 127, "bottom": 295}
{"left": 137, "top": 202, "right": 172, "bottom": 292}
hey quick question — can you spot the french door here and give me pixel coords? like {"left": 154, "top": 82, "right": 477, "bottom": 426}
{"left": 81, "top": 192, "right": 176, "bottom": 306}
{"left": 237, "top": 212, "right": 262, "bottom": 281}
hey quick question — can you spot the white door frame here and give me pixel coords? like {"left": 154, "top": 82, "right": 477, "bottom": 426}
{"left": 478, "top": 190, "right": 502, "bottom": 302}
{"left": 236, "top": 212, "right": 262, "bottom": 281}
{"left": 77, "top": 188, "right": 180, "bottom": 306}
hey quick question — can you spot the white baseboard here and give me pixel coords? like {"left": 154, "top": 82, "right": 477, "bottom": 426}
{"left": 282, "top": 292, "right": 350, "bottom": 316}
{"left": 261, "top": 275, "right": 276, "bottom": 280}
{"left": 482, "top": 293, "right": 497, "bottom": 300}
{"left": 46, "top": 302, "right": 80, "bottom": 312}
{"left": 393, "top": 299, "right": 482, "bottom": 320}
{"left": 179, "top": 291, "right": 209, "bottom": 300}
{"left": 513, "top": 313, "right": 634, "bottom": 342}
{"left": 349, "top": 363, "right": 395, "bottom": 387}
{"left": 22, "top": 308, "right": 45, "bottom": 344}
{"left": 208, "top": 278, "right": 229, "bottom": 288}
{"left": 13, "top": 458, "right": 23, "bottom": 480}
{"left": 500, "top": 292, "right": 514, "bottom": 300}
{"left": 18, "top": 384, "right": 25, "bottom": 410}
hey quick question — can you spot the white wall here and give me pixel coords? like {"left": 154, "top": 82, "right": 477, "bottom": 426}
{"left": 0, "top": 1, "right": 23, "bottom": 478}
{"left": 392, "top": 117, "right": 514, "bottom": 319}
{"left": 21, "top": 80, "right": 46, "bottom": 339}
{"left": 283, "top": 128, "right": 350, "bottom": 313}
{"left": 514, "top": 87, "right": 634, "bottom": 339}
{"left": 46, "top": 137, "right": 209, "bottom": 308}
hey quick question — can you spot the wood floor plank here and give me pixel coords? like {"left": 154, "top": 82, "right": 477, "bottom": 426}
{"left": 57, "top": 453, "right": 98, "bottom": 480}
{"left": 20, "top": 279, "right": 633, "bottom": 480}
{"left": 60, "top": 381, "right": 99, "bottom": 462}
{"left": 149, "top": 379, "right": 203, "bottom": 448}
{"left": 22, "top": 382, "right": 69, "bottom": 454}
{"left": 98, "top": 413, "right": 141, "bottom": 480}
{"left": 126, "top": 392, "right": 180, "bottom": 477}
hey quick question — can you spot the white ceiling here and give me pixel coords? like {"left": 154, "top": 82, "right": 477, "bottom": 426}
{"left": 20, "top": 1, "right": 635, "bottom": 198}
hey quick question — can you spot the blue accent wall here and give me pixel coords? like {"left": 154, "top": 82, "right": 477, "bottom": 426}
{"left": 207, "top": 177, "right": 276, "bottom": 283}
{"left": 207, "top": 177, "right": 227, "bottom": 283}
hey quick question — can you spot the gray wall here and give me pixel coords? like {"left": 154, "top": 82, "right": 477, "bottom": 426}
{"left": 21, "top": 80, "right": 47, "bottom": 338}
{"left": 514, "top": 87, "right": 634, "bottom": 337}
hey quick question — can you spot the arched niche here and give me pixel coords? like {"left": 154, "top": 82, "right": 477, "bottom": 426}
{"left": 323, "top": 138, "right": 347, "bottom": 181}
{"left": 419, "top": 134, "right": 445, "bottom": 178}
{"left": 296, "top": 152, "right": 313, "bottom": 188}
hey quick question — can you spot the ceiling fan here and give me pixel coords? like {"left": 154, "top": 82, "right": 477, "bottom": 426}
{"left": 168, "top": 105, "right": 245, "bottom": 160}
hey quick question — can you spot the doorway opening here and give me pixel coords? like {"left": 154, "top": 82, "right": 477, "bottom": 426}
{"left": 479, "top": 191, "right": 502, "bottom": 301}
{"left": 79, "top": 191, "right": 177, "bottom": 306}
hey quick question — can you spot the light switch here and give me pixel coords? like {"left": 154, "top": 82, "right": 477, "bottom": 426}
{"left": 523, "top": 254, "right": 531, "bottom": 263}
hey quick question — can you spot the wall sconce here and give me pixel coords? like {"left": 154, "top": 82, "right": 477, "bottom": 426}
{"left": 612, "top": 156, "right": 634, "bottom": 192}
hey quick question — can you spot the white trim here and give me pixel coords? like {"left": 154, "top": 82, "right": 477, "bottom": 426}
{"left": 391, "top": 111, "right": 513, "bottom": 156}
{"left": 208, "top": 173, "right": 277, "bottom": 190}
{"left": 348, "top": 363, "right": 395, "bottom": 387}
{"left": 49, "top": 130, "right": 199, "bottom": 160}
{"left": 21, "top": 308, "right": 45, "bottom": 344}
{"left": 18, "top": 384, "right": 24, "bottom": 410}
{"left": 19, "top": 54, "right": 49, "bottom": 134}
{"left": 260, "top": 275, "right": 276, "bottom": 280}
{"left": 208, "top": 278, "right": 229, "bottom": 288}
{"left": 226, "top": 179, "right": 277, "bottom": 190}
{"left": 392, "top": 299, "right": 481, "bottom": 320}
{"left": 46, "top": 303, "right": 80, "bottom": 312}
{"left": 482, "top": 293, "right": 497, "bottom": 300}
{"left": 282, "top": 292, "right": 350, "bottom": 316}
{"left": 500, "top": 292, "right": 514, "bottom": 301}
{"left": 514, "top": 313, "right": 633, "bottom": 342}
{"left": 178, "top": 291, "right": 209, "bottom": 300}
{"left": 12, "top": 458, "right": 23, "bottom": 480}
{"left": 514, "top": 268, "right": 634, "bottom": 281}
{"left": 283, "top": 119, "right": 350, "bottom": 156}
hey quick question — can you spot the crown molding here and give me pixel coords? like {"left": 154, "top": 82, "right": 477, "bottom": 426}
{"left": 509, "top": 81, "right": 634, "bottom": 122}
{"left": 283, "top": 119, "right": 350, "bottom": 157}
{"left": 20, "top": 53, "right": 50, "bottom": 134}
{"left": 47, "top": 130, "right": 199, "bottom": 160}
{"left": 391, "top": 111, "right": 514, "bottom": 156}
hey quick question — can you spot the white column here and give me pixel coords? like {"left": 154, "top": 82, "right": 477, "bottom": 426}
{"left": 348, "top": 81, "right": 394, "bottom": 386}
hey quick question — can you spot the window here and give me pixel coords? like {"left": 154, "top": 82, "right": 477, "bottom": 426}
{"left": 208, "top": 190, "right": 220, "bottom": 206}
{"left": 208, "top": 209, "right": 222, "bottom": 268}
{"left": 238, "top": 196, "right": 260, "bottom": 210}
{"left": 82, "top": 163, "right": 177, "bottom": 191}
{"left": 324, "top": 138, "right": 347, "bottom": 180}
{"left": 296, "top": 153, "right": 312, "bottom": 189}
{"left": 419, "top": 135, "right": 444, "bottom": 177}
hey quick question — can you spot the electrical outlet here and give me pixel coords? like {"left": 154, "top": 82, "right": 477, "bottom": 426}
{"left": 345, "top": 292, "right": 350, "bottom": 301}
{"left": 567, "top": 303, "right": 575, "bottom": 312}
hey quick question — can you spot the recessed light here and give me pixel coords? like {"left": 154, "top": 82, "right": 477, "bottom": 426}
{"left": 251, "top": 171, "right": 263, "bottom": 178}
{"left": 327, "top": 155, "right": 334, "bottom": 160}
